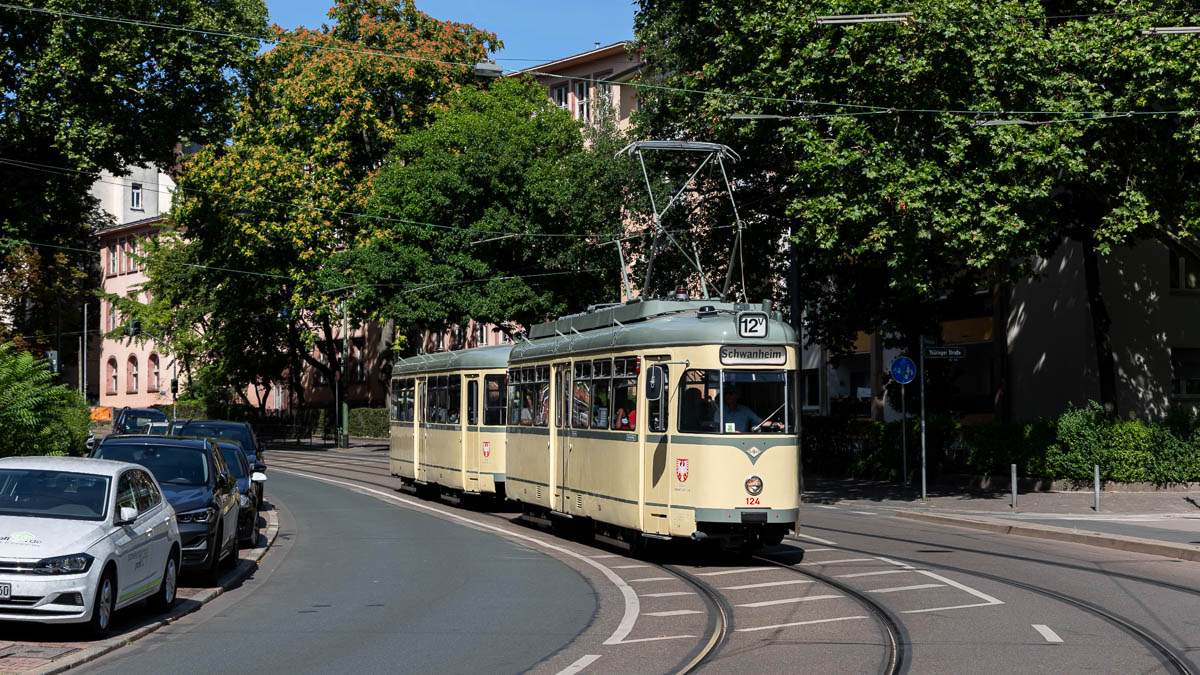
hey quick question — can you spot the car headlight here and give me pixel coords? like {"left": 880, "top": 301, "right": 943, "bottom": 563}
{"left": 33, "top": 553, "right": 94, "bottom": 575}
{"left": 238, "top": 494, "right": 249, "bottom": 509}
{"left": 178, "top": 507, "right": 218, "bottom": 524}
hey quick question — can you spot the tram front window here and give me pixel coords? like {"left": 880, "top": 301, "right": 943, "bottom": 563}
{"left": 678, "top": 369, "right": 793, "bottom": 434}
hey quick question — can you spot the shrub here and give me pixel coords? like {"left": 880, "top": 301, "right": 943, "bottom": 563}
{"left": 348, "top": 407, "right": 389, "bottom": 438}
{"left": 0, "top": 344, "right": 91, "bottom": 457}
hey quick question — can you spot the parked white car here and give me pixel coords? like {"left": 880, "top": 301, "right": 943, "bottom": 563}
{"left": 0, "top": 456, "right": 181, "bottom": 637}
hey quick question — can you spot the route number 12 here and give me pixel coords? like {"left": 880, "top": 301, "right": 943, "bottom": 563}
{"left": 737, "top": 312, "right": 768, "bottom": 338}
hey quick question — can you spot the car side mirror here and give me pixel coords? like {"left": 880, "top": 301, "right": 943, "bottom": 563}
{"left": 215, "top": 473, "right": 229, "bottom": 489}
{"left": 253, "top": 463, "right": 266, "bottom": 473}
{"left": 116, "top": 506, "right": 138, "bottom": 525}
{"left": 251, "top": 472, "right": 267, "bottom": 483}
{"left": 646, "top": 365, "right": 664, "bottom": 401}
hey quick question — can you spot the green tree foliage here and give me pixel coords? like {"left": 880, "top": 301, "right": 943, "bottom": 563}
{"left": 0, "top": 343, "right": 90, "bottom": 457}
{"left": 165, "top": 0, "right": 497, "bottom": 404}
{"left": 0, "top": 0, "right": 267, "bottom": 350}
{"left": 634, "top": 0, "right": 1200, "bottom": 411}
{"left": 349, "top": 76, "right": 634, "bottom": 345}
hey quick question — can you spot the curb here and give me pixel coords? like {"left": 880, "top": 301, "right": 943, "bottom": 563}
{"left": 28, "top": 508, "right": 282, "bottom": 675}
{"left": 895, "top": 510, "right": 1200, "bottom": 563}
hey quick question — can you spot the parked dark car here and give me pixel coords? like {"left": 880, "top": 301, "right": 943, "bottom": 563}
{"left": 92, "top": 435, "right": 240, "bottom": 579}
{"left": 112, "top": 407, "right": 168, "bottom": 435}
{"left": 214, "top": 441, "right": 266, "bottom": 546}
{"left": 173, "top": 421, "right": 265, "bottom": 505}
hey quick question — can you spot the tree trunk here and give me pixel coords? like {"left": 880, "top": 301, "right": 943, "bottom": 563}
{"left": 1081, "top": 238, "right": 1118, "bottom": 416}
{"left": 378, "top": 318, "right": 395, "bottom": 410}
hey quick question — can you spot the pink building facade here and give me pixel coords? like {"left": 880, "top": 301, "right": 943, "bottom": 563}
{"left": 516, "top": 42, "right": 643, "bottom": 132}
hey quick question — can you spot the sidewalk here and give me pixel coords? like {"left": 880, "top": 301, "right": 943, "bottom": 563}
{"left": 803, "top": 476, "right": 1200, "bottom": 562}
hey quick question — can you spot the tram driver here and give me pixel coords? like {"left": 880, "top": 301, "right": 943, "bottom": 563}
{"left": 714, "top": 384, "right": 782, "bottom": 433}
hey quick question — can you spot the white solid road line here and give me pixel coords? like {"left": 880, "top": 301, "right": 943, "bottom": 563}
{"left": 736, "top": 616, "right": 868, "bottom": 633}
{"left": 721, "top": 579, "right": 816, "bottom": 590}
{"left": 646, "top": 610, "right": 705, "bottom": 617}
{"left": 900, "top": 570, "right": 1005, "bottom": 614}
{"left": 694, "top": 568, "right": 778, "bottom": 577}
{"left": 798, "top": 558, "right": 873, "bottom": 566}
{"left": 794, "top": 533, "right": 839, "bottom": 545}
{"left": 804, "top": 548, "right": 837, "bottom": 552}
{"left": 612, "top": 564, "right": 648, "bottom": 569}
{"left": 868, "top": 583, "right": 945, "bottom": 594}
{"left": 1032, "top": 624, "right": 1064, "bottom": 643}
{"left": 811, "top": 505, "right": 839, "bottom": 509}
{"left": 642, "top": 591, "right": 696, "bottom": 598}
{"left": 836, "top": 570, "right": 912, "bottom": 579}
{"left": 556, "top": 655, "right": 602, "bottom": 675}
{"left": 274, "top": 468, "right": 649, "bottom": 646}
{"left": 736, "top": 594, "right": 842, "bottom": 608}
{"left": 591, "top": 554, "right": 621, "bottom": 559}
{"left": 629, "top": 577, "right": 675, "bottom": 583}
{"left": 849, "top": 511, "right": 877, "bottom": 515}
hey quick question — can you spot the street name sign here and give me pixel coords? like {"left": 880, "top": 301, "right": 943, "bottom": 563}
{"left": 924, "top": 346, "right": 965, "bottom": 359}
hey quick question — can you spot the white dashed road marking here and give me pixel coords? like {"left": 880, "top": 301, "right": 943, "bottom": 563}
{"left": 868, "top": 583, "right": 945, "bottom": 594}
{"left": 811, "top": 505, "right": 839, "bottom": 510}
{"left": 642, "top": 591, "right": 695, "bottom": 598}
{"left": 721, "top": 579, "right": 815, "bottom": 590}
{"left": 804, "top": 548, "right": 836, "bottom": 552}
{"left": 646, "top": 610, "right": 705, "bottom": 617}
{"left": 695, "top": 568, "right": 774, "bottom": 577}
{"left": 900, "top": 570, "right": 1004, "bottom": 614}
{"left": 1033, "top": 624, "right": 1064, "bottom": 643}
{"left": 836, "top": 570, "right": 911, "bottom": 579}
{"left": 737, "top": 616, "right": 868, "bottom": 633}
{"left": 613, "top": 565, "right": 648, "bottom": 569}
{"left": 629, "top": 577, "right": 675, "bottom": 583}
{"left": 795, "top": 533, "right": 839, "bottom": 545}
{"left": 798, "top": 558, "right": 873, "bottom": 566}
{"left": 556, "top": 655, "right": 601, "bottom": 675}
{"left": 736, "top": 594, "right": 842, "bottom": 608}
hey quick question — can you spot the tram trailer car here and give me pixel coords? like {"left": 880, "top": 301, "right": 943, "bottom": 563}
{"left": 504, "top": 298, "right": 800, "bottom": 549}
{"left": 390, "top": 344, "right": 513, "bottom": 498}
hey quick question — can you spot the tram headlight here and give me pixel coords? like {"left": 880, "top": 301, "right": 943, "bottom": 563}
{"left": 745, "top": 475, "right": 763, "bottom": 496}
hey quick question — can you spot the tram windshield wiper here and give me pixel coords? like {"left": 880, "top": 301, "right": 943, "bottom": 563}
{"left": 752, "top": 403, "right": 786, "bottom": 432}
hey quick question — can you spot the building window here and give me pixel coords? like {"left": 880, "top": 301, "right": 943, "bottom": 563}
{"left": 574, "top": 80, "right": 589, "bottom": 121}
{"left": 149, "top": 354, "right": 160, "bottom": 392}
{"left": 801, "top": 369, "right": 820, "bottom": 410}
{"left": 552, "top": 85, "right": 568, "bottom": 109}
{"left": 351, "top": 339, "right": 366, "bottom": 382}
{"left": 107, "top": 303, "right": 117, "bottom": 334}
{"left": 476, "top": 323, "right": 486, "bottom": 346}
{"left": 128, "top": 239, "right": 138, "bottom": 273}
{"left": 127, "top": 356, "right": 138, "bottom": 394}
{"left": 131, "top": 183, "right": 143, "bottom": 210}
{"left": 1172, "top": 348, "right": 1200, "bottom": 398}
{"left": 1170, "top": 250, "right": 1200, "bottom": 291}
{"left": 107, "top": 359, "right": 118, "bottom": 395}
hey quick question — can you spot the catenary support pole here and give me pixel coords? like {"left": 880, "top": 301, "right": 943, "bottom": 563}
{"left": 82, "top": 303, "right": 88, "bottom": 399}
{"left": 342, "top": 300, "right": 350, "bottom": 449}
{"left": 919, "top": 336, "right": 927, "bottom": 501}
{"left": 1094, "top": 464, "right": 1101, "bottom": 512}
{"left": 1011, "top": 464, "right": 1018, "bottom": 509}
{"left": 901, "top": 383, "right": 907, "bottom": 486}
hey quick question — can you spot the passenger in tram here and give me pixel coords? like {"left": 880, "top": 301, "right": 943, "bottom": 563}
{"left": 714, "top": 385, "right": 782, "bottom": 433}
{"left": 519, "top": 394, "right": 535, "bottom": 425}
{"left": 614, "top": 407, "right": 636, "bottom": 430}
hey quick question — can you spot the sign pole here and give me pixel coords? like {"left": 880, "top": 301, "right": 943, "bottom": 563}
{"left": 919, "top": 336, "right": 927, "bottom": 501}
{"left": 901, "top": 383, "right": 907, "bottom": 486}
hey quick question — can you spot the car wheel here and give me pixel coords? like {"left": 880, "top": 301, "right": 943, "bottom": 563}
{"left": 87, "top": 569, "right": 116, "bottom": 638}
{"left": 221, "top": 525, "right": 239, "bottom": 571}
{"left": 149, "top": 553, "right": 178, "bottom": 613}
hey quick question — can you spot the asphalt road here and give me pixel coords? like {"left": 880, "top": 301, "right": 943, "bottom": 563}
{"left": 80, "top": 471, "right": 595, "bottom": 675}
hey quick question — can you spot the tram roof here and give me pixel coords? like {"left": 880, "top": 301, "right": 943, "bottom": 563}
{"left": 511, "top": 299, "right": 797, "bottom": 363}
{"left": 392, "top": 343, "right": 513, "bottom": 376}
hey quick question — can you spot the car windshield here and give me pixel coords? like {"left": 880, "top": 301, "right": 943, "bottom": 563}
{"left": 181, "top": 424, "right": 254, "bottom": 457}
{"left": 217, "top": 445, "right": 248, "bottom": 479}
{"left": 678, "top": 369, "right": 794, "bottom": 434}
{"left": 118, "top": 410, "right": 167, "bottom": 433}
{"left": 0, "top": 469, "right": 110, "bottom": 521}
{"left": 95, "top": 444, "right": 210, "bottom": 486}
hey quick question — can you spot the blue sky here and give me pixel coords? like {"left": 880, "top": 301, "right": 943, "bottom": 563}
{"left": 264, "top": 0, "right": 638, "bottom": 67}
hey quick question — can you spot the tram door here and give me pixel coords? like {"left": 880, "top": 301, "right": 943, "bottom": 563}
{"left": 464, "top": 377, "right": 480, "bottom": 492}
{"left": 554, "top": 363, "right": 571, "bottom": 513}
{"left": 643, "top": 361, "right": 671, "bottom": 535}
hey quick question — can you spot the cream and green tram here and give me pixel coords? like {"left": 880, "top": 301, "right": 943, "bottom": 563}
{"left": 389, "top": 344, "right": 512, "bottom": 498}
{"left": 504, "top": 299, "right": 800, "bottom": 548}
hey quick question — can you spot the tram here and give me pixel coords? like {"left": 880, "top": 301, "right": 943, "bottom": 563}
{"left": 389, "top": 344, "right": 512, "bottom": 498}
{"left": 504, "top": 298, "right": 800, "bottom": 548}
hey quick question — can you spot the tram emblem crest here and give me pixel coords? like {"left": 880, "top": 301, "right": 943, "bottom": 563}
{"left": 482, "top": 441, "right": 491, "bottom": 458}
{"left": 675, "top": 458, "right": 689, "bottom": 483}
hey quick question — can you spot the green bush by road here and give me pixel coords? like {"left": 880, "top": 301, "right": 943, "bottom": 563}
{"left": 0, "top": 344, "right": 90, "bottom": 457}
{"left": 803, "top": 401, "right": 1200, "bottom": 485}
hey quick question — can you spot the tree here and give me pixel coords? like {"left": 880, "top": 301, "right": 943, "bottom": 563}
{"left": 0, "top": 343, "right": 90, "bottom": 457}
{"left": 166, "top": 0, "right": 498, "bottom": 406}
{"left": 634, "top": 0, "right": 1200, "bottom": 414}
{"left": 346, "top": 76, "right": 635, "bottom": 348}
{"left": 0, "top": 0, "right": 267, "bottom": 351}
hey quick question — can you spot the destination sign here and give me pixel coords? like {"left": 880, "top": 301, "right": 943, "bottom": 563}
{"left": 719, "top": 345, "right": 787, "bottom": 366}
{"left": 924, "top": 346, "right": 966, "bottom": 359}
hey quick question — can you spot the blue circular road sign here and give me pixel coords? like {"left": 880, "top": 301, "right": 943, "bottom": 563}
{"left": 890, "top": 356, "right": 917, "bottom": 385}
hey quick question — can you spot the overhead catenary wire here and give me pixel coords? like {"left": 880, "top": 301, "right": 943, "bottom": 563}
{"left": 7, "top": 2, "right": 1200, "bottom": 120}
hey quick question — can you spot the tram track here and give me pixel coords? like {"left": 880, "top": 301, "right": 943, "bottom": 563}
{"left": 781, "top": 533, "right": 1195, "bottom": 675}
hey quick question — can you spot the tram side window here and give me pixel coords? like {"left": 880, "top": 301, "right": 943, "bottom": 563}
{"left": 448, "top": 375, "right": 461, "bottom": 424}
{"left": 485, "top": 374, "right": 507, "bottom": 426}
{"left": 534, "top": 366, "right": 550, "bottom": 427}
{"left": 611, "top": 357, "right": 638, "bottom": 431}
{"left": 679, "top": 369, "right": 721, "bottom": 433}
{"left": 572, "top": 361, "right": 591, "bottom": 428}
{"left": 507, "top": 370, "right": 521, "bottom": 426}
{"left": 519, "top": 367, "right": 537, "bottom": 426}
{"left": 556, "top": 365, "right": 569, "bottom": 428}
{"left": 392, "top": 378, "right": 415, "bottom": 423}
{"left": 649, "top": 366, "right": 669, "bottom": 433}
{"left": 390, "top": 379, "right": 402, "bottom": 421}
{"left": 435, "top": 375, "right": 449, "bottom": 423}
{"left": 467, "top": 379, "right": 478, "bottom": 425}
{"left": 591, "top": 359, "right": 612, "bottom": 429}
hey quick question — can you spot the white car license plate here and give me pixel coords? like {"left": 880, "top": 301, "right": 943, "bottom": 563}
{"left": 0, "top": 583, "right": 10, "bottom": 600}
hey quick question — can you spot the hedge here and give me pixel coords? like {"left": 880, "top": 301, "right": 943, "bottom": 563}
{"left": 803, "top": 401, "right": 1200, "bottom": 485}
{"left": 347, "top": 407, "right": 389, "bottom": 438}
